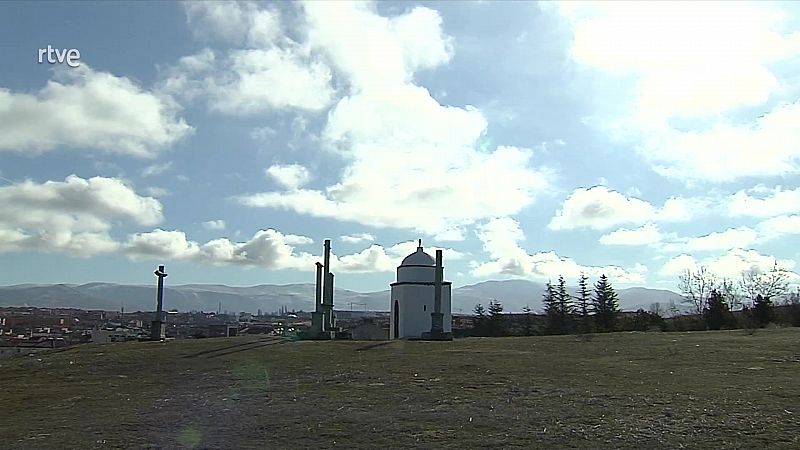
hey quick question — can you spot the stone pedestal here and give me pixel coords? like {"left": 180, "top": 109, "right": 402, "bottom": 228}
{"left": 150, "top": 320, "right": 166, "bottom": 340}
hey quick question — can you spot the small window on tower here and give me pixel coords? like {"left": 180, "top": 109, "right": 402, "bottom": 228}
{"left": 423, "top": 305, "right": 427, "bottom": 311}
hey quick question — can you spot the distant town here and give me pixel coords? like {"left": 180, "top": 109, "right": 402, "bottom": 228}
{"left": 0, "top": 305, "right": 482, "bottom": 359}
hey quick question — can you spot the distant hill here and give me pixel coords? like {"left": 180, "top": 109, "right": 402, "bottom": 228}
{"left": 452, "top": 280, "right": 683, "bottom": 313}
{"left": 0, "top": 280, "right": 683, "bottom": 313}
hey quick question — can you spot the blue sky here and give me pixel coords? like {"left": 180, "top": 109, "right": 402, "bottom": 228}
{"left": 1, "top": 1, "right": 800, "bottom": 292}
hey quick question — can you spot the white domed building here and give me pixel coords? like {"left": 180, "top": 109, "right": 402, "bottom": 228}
{"left": 389, "top": 241, "right": 452, "bottom": 339}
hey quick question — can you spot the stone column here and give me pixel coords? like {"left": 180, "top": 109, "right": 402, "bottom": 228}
{"left": 150, "top": 265, "right": 168, "bottom": 340}
{"left": 431, "top": 250, "right": 444, "bottom": 333}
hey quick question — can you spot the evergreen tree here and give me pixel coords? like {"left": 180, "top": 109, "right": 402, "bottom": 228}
{"left": 521, "top": 305, "right": 533, "bottom": 336}
{"left": 703, "top": 289, "right": 733, "bottom": 330}
{"left": 472, "top": 303, "right": 487, "bottom": 336}
{"left": 577, "top": 273, "right": 592, "bottom": 333}
{"left": 753, "top": 294, "right": 774, "bottom": 327}
{"left": 542, "top": 281, "right": 564, "bottom": 334}
{"left": 487, "top": 299, "right": 505, "bottom": 336}
{"left": 592, "top": 274, "right": 619, "bottom": 332}
{"left": 556, "top": 275, "right": 574, "bottom": 333}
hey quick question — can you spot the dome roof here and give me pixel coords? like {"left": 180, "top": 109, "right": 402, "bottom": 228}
{"left": 401, "top": 242, "right": 435, "bottom": 267}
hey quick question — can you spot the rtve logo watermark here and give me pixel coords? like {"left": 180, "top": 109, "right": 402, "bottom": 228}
{"left": 38, "top": 45, "right": 81, "bottom": 67}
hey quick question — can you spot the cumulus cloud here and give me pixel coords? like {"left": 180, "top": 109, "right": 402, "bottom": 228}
{"left": 334, "top": 245, "right": 395, "bottom": 273}
{"left": 473, "top": 217, "right": 646, "bottom": 284}
{"left": 644, "top": 102, "right": 800, "bottom": 182}
{"left": 680, "top": 227, "right": 759, "bottom": 252}
{"left": 266, "top": 164, "right": 311, "bottom": 190}
{"left": 727, "top": 185, "right": 800, "bottom": 218}
{"left": 604, "top": 220, "right": 792, "bottom": 253}
{"left": 340, "top": 233, "right": 376, "bottom": 244}
{"left": 757, "top": 214, "right": 800, "bottom": 239}
{"left": 202, "top": 220, "right": 226, "bottom": 231}
{"left": 234, "top": 2, "right": 552, "bottom": 239}
{"left": 184, "top": 1, "right": 281, "bottom": 48}
{"left": 123, "top": 227, "right": 458, "bottom": 274}
{"left": 549, "top": 186, "right": 695, "bottom": 230}
{"left": 162, "top": 4, "right": 334, "bottom": 114}
{"left": 125, "top": 228, "right": 316, "bottom": 269}
{"left": 0, "top": 175, "right": 162, "bottom": 255}
{"left": 660, "top": 248, "right": 798, "bottom": 281}
{"left": 599, "top": 223, "right": 663, "bottom": 246}
{"left": 0, "top": 66, "right": 191, "bottom": 158}
{"left": 550, "top": 2, "right": 800, "bottom": 182}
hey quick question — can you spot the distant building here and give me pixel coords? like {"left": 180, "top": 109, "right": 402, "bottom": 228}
{"left": 389, "top": 241, "right": 452, "bottom": 339}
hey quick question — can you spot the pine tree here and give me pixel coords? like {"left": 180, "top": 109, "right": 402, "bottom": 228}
{"left": 487, "top": 299, "right": 505, "bottom": 336}
{"left": 542, "top": 280, "right": 561, "bottom": 334}
{"left": 521, "top": 305, "right": 533, "bottom": 336}
{"left": 556, "top": 275, "right": 573, "bottom": 333}
{"left": 577, "top": 273, "right": 592, "bottom": 333}
{"left": 472, "top": 303, "right": 487, "bottom": 336}
{"left": 592, "top": 274, "right": 619, "bottom": 332}
{"left": 753, "top": 294, "right": 774, "bottom": 327}
{"left": 703, "top": 289, "right": 732, "bottom": 330}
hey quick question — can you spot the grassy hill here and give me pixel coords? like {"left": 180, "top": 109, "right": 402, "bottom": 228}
{"left": 2, "top": 329, "right": 799, "bottom": 449}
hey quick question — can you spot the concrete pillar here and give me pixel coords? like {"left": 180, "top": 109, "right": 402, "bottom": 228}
{"left": 150, "top": 265, "right": 168, "bottom": 340}
{"left": 315, "top": 262, "right": 323, "bottom": 309}
{"left": 431, "top": 250, "right": 444, "bottom": 333}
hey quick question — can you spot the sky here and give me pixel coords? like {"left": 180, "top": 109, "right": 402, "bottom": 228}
{"left": 1, "top": 1, "right": 800, "bottom": 292}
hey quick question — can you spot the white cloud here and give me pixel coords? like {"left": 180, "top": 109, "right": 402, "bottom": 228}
{"left": 556, "top": 2, "right": 797, "bottom": 119}
{"left": 202, "top": 220, "right": 226, "bottom": 231}
{"left": 682, "top": 227, "right": 759, "bottom": 252}
{"left": 660, "top": 248, "right": 798, "bottom": 280}
{"left": 645, "top": 102, "right": 800, "bottom": 182}
{"left": 141, "top": 162, "right": 173, "bottom": 178}
{"left": 165, "top": 4, "right": 335, "bottom": 114}
{"left": 659, "top": 197, "right": 710, "bottom": 222}
{"left": 340, "top": 233, "right": 376, "bottom": 244}
{"left": 549, "top": 186, "right": 694, "bottom": 230}
{"left": 0, "top": 66, "right": 191, "bottom": 158}
{"left": 123, "top": 228, "right": 464, "bottom": 274}
{"left": 727, "top": 184, "right": 800, "bottom": 218}
{"left": 0, "top": 175, "right": 162, "bottom": 255}
{"left": 210, "top": 48, "right": 334, "bottom": 114}
{"left": 757, "top": 214, "right": 800, "bottom": 239}
{"left": 144, "top": 187, "right": 170, "bottom": 197}
{"left": 385, "top": 240, "right": 466, "bottom": 262}
{"left": 302, "top": 2, "right": 453, "bottom": 90}
{"left": 266, "top": 164, "right": 311, "bottom": 190}
{"left": 599, "top": 223, "right": 663, "bottom": 246}
{"left": 473, "top": 217, "right": 646, "bottom": 284}
{"left": 659, "top": 254, "right": 699, "bottom": 277}
{"left": 250, "top": 126, "right": 277, "bottom": 140}
{"left": 334, "top": 245, "right": 395, "bottom": 273}
{"left": 237, "top": 3, "right": 552, "bottom": 239}
{"left": 125, "top": 228, "right": 316, "bottom": 269}
{"left": 184, "top": 1, "right": 281, "bottom": 48}
{"left": 551, "top": 2, "right": 800, "bottom": 182}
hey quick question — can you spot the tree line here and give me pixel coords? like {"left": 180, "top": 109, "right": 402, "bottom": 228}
{"left": 466, "top": 266, "right": 800, "bottom": 337}
{"left": 676, "top": 263, "right": 800, "bottom": 331}
{"left": 470, "top": 273, "right": 629, "bottom": 337}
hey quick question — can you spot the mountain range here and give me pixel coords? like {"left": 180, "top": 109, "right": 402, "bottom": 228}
{"left": 0, "top": 280, "right": 684, "bottom": 314}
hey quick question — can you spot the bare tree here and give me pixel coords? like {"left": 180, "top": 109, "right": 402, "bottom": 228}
{"left": 667, "top": 299, "right": 682, "bottom": 318}
{"left": 719, "top": 277, "right": 742, "bottom": 311}
{"left": 649, "top": 302, "right": 664, "bottom": 317}
{"left": 740, "top": 262, "right": 790, "bottom": 305}
{"left": 678, "top": 266, "right": 717, "bottom": 314}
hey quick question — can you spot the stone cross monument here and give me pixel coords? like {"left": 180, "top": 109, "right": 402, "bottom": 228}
{"left": 150, "top": 265, "right": 168, "bottom": 340}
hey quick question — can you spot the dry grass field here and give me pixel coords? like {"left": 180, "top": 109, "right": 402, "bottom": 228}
{"left": 2, "top": 328, "right": 799, "bottom": 449}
